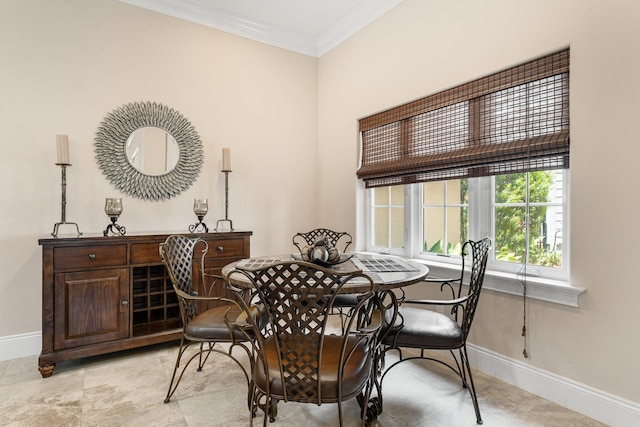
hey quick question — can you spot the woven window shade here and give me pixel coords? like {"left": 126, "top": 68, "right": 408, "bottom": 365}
{"left": 357, "top": 49, "right": 570, "bottom": 188}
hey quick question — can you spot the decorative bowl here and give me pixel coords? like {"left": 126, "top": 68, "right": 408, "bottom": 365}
{"left": 291, "top": 252, "right": 353, "bottom": 267}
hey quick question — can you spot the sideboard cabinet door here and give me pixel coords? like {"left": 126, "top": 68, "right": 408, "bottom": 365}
{"left": 54, "top": 268, "right": 129, "bottom": 350}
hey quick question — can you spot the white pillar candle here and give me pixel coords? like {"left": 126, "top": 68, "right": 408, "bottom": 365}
{"left": 56, "top": 134, "right": 70, "bottom": 165}
{"left": 222, "top": 147, "right": 231, "bottom": 171}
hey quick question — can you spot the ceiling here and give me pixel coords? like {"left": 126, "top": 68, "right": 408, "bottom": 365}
{"left": 118, "top": 0, "right": 405, "bottom": 57}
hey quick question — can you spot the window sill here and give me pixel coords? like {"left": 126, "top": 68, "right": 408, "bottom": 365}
{"left": 414, "top": 259, "right": 585, "bottom": 308}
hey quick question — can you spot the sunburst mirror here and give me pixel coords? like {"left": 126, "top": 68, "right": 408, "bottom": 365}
{"left": 94, "top": 101, "right": 203, "bottom": 201}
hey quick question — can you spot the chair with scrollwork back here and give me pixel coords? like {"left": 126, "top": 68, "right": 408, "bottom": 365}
{"left": 229, "top": 260, "right": 382, "bottom": 427}
{"left": 159, "top": 235, "right": 252, "bottom": 403}
{"left": 292, "top": 228, "right": 353, "bottom": 254}
{"left": 292, "top": 228, "right": 355, "bottom": 330}
{"left": 380, "top": 238, "right": 491, "bottom": 424}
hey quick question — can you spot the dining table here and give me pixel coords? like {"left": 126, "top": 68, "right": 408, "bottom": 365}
{"left": 221, "top": 252, "right": 429, "bottom": 293}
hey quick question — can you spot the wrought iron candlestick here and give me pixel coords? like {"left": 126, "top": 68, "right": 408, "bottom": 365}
{"left": 51, "top": 163, "right": 82, "bottom": 238}
{"left": 103, "top": 198, "right": 126, "bottom": 236}
{"left": 215, "top": 171, "right": 234, "bottom": 231}
{"left": 189, "top": 198, "right": 209, "bottom": 233}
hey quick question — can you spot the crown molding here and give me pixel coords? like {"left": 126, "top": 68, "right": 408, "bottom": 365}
{"left": 118, "top": 0, "right": 405, "bottom": 57}
{"left": 316, "top": 0, "right": 405, "bottom": 56}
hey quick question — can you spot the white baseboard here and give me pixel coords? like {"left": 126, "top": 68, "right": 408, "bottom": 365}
{"left": 0, "top": 331, "right": 41, "bottom": 361}
{"left": 468, "top": 344, "right": 640, "bottom": 427}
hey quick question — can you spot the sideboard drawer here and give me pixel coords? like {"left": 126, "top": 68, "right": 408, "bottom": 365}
{"left": 205, "top": 238, "right": 244, "bottom": 259}
{"left": 54, "top": 245, "right": 127, "bottom": 270}
{"left": 130, "top": 243, "right": 162, "bottom": 265}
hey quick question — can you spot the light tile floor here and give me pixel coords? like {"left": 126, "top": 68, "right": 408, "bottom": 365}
{"left": 0, "top": 343, "right": 607, "bottom": 426}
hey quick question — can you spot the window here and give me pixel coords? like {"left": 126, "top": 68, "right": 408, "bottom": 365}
{"left": 368, "top": 169, "right": 568, "bottom": 281}
{"left": 359, "top": 49, "right": 578, "bottom": 302}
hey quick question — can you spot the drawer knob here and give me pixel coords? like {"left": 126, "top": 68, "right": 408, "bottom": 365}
{"left": 88, "top": 254, "right": 96, "bottom": 260}
{"left": 217, "top": 246, "right": 224, "bottom": 252}
{"left": 121, "top": 300, "right": 128, "bottom": 306}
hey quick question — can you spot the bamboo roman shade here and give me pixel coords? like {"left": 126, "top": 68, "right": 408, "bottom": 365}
{"left": 357, "top": 48, "right": 570, "bottom": 188}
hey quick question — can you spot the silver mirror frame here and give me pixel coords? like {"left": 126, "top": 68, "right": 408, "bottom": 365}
{"left": 94, "top": 101, "right": 203, "bottom": 201}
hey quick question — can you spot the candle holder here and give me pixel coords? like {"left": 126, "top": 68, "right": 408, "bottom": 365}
{"left": 103, "top": 198, "right": 126, "bottom": 236}
{"left": 189, "top": 198, "right": 209, "bottom": 233}
{"left": 215, "top": 171, "right": 234, "bottom": 231}
{"left": 51, "top": 163, "right": 82, "bottom": 238}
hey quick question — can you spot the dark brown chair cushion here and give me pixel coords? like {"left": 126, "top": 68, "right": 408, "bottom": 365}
{"left": 383, "top": 306, "right": 464, "bottom": 350}
{"left": 333, "top": 294, "right": 358, "bottom": 307}
{"left": 254, "top": 334, "right": 371, "bottom": 402}
{"left": 184, "top": 304, "right": 245, "bottom": 341}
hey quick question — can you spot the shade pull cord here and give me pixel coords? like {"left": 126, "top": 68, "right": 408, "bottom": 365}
{"left": 517, "top": 262, "right": 529, "bottom": 359}
{"left": 522, "top": 278, "right": 528, "bottom": 358}
{"left": 521, "top": 173, "right": 530, "bottom": 359}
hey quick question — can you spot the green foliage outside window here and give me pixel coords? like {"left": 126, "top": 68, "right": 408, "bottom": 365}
{"left": 494, "top": 172, "right": 562, "bottom": 267}
{"left": 426, "top": 239, "right": 462, "bottom": 255}
{"left": 460, "top": 179, "right": 469, "bottom": 244}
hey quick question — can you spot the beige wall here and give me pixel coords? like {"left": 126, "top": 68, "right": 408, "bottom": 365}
{"left": 317, "top": 0, "right": 640, "bottom": 403}
{"left": 0, "top": 0, "right": 318, "bottom": 335}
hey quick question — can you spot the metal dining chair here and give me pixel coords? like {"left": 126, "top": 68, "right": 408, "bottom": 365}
{"left": 228, "top": 260, "right": 382, "bottom": 426}
{"left": 159, "top": 235, "right": 253, "bottom": 403}
{"left": 380, "top": 238, "right": 491, "bottom": 424}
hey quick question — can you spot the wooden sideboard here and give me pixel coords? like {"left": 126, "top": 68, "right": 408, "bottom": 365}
{"left": 37, "top": 231, "right": 252, "bottom": 377}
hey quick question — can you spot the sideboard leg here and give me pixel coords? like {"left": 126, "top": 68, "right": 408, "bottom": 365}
{"left": 38, "top": 363, "right": 56, "bottom": 378}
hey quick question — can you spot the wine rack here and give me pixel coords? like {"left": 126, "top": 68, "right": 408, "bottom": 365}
{"left": 132, "top": 265, "right": 181, "bottom": 336}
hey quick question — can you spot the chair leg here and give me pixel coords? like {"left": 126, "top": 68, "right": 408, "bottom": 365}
{"left": 164, "top": 340, "right": 215, "bottom": 403}
{"left": 450, "top": 349, "right": 466, "bottom": 388}
{"left": 166, "top": 339, "right": 254, "bottom": 409}
{"left": 164, "top": 337, "right": 190, "bottom": 403}
{"left": 460, "top": 345, "right": 482, "bottom": 424}
{"left": 356, "top": 378, "right": 380, "bottom": 426}
{"left": 197, "top": 342, "right": 213, "bottom": 371}
{"left": 251, "top": 387, "right": 276, "bottom": 426}
{"left": 381, "top": 344, "right": 482, "bottom": 424}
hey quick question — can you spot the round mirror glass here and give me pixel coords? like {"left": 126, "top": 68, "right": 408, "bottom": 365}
{"left": 125, "top": 127, "right": 180, "bottom": 176}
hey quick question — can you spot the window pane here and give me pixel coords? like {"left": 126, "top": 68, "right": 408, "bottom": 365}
{"left": 374, "top": 187, "right": 388, "bottom": 205}
{"left": 390, "top": 207, "right": 404, "bottom": 248}
{"left": 495, "top": 206, "right": 526, "bottom": 263}
{"left": 423, "top": 207, "right": 444, "bottom": 252}
{"left": 423, "top": 181, "right": 443, "bottom": 204}
{"left": 373, "top": 207, "right": 389, "bottom": 247}
{"left": 529, "top": 171, "right": 554, "bottom": 203}
{"left": 390, "top": 185, "right": 404, "bottom": 205}
{"left": 529, "top": 206, "right": 562, "bottom": 268}
{"left": 494, "top": 170, "right": 564, "bottom": 269}
{"left": 422, "top": 179, "right": 468, "bottom": 255}
{"left": 447, "top": 206, "right": 467, "bottom": 254}
{"left": 495, "top": 173, "right": 526, "bottom": 203}
{"left": 447, "top": 179, "right": 464, "bottom": 204}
